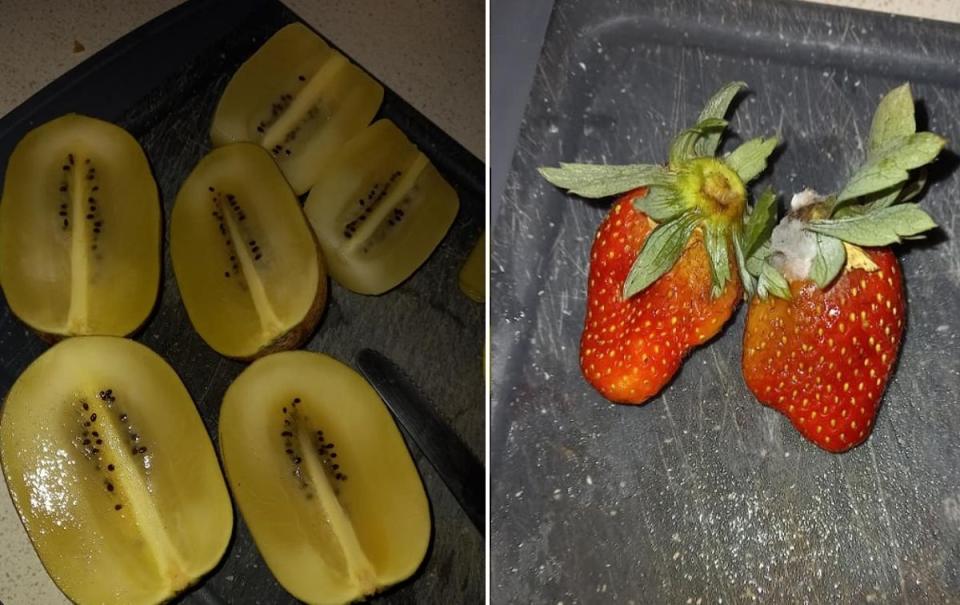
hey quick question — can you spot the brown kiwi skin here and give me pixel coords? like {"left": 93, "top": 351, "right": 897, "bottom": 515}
{"left": 232, "top": 228, "right": 329, "bottom": 362}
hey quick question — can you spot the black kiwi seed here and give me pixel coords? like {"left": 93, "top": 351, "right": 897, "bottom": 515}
{"left": 92, "top": 431, "right": 99, "bottom": 437}
{"left": 330, "top": 453, "right": 337, "bottom": 458}
{"left": 96, "top": 439, "right": 102, "bottom": 445}
{"left": 293, "top": 457, "right": 302, "bottom": 464}
{"left": 82, "top": 439, "right": 91, "bottom": 445}
{"left": 115, "top": 504, "right": 123, "bottom": 511}
{"left": 298, "top": 74, "right": 306, "bottom": 81}
{"left": 84, "top": 421, "right": 91, "bottom": 427}
{"left": 105, "top": 481, "right": 114, "bottom": 492}
{"left": 285, "top": 448, "right": 294, "bottom": 455}
{"left": 293, "top": 398, "right": 301, "bottom": 404}
{"left": 92, "top": 185, "right": 99, "bottom": 192}
{"left": 224, "top": 272, "right": 231, "bottom": 278}
{"left": 107, "top": 464, "right": 115, "bottom": 471}
{"left": 82, "top": 402, "right": 89, "bottom": 410}
{"left": 138, "top": 446, "right": 147, "bottom": 454}
{"left": 281, "top": 431, "right": 292, "bottom": 437}
{"left": 59, "top": 184, "right": 67, "bottom": 192}
{"left": 90, "top": 413, "right": 97, "bottom": 422}
{"left": 119, "top": 414, "right": 127, "bottom": 422}
{"left": 62, "top": 165, "right": 69, "bottom": 171}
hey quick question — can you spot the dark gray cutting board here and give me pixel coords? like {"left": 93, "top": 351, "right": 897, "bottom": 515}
{"left": 0, "top": 1, "right": 484, "bottom": 603}
{"left": 491, "top": 0, "right": 960, "bottom": 602}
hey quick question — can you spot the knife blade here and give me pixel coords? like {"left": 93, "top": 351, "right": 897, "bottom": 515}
{"left": 356, "top": 348, "right": 485, "bottom": 535}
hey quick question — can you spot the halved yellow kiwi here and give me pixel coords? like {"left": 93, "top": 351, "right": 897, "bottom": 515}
{"left": 170, "top": 143, "right": 326, "bottom": 360}
{"left": 459, "top": 233, "right": 485, "bottom": 302}
{"left": 304, "top": 119, "right": 459, "bottom": 295}
{"left": 210, "top": 23, "right": 384, "bottom": 195}
{"left": 219, "top": 351, "right": 430, "bottom": 604}
{"left": 0, "top": 336, "right": 233, "bottom": 604}
{"left": 0, "top": 114, "right": 161, "bottom": 338}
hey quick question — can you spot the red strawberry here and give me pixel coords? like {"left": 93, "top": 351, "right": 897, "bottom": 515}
{"left": 740, "top": 83, "right": 945, "bottom": 452}
{"left": 743, "top": 248, "right": 903, "bottom": 452}
{"left": 581, "top": 191, "right": 740, "bottom": 403}
{"left": 541, "top": 82, "right": 778, "bottom": 404}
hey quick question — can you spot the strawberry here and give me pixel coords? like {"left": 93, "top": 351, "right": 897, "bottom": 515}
{"left": 741, "top": 84, "right": 946, "bottom": 452}
{"left": 540, "top": 82, "right": 778, "bottom": 404}
{"left": 581, "top": 191, "right": 740, "bottom": 402}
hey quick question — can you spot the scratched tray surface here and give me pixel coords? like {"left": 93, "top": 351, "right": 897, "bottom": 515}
{"left": 491, "top": 0, "right": 960, "bottom": 602}
{"left": 0, "top": 1, "right": 484, "bottom": 604}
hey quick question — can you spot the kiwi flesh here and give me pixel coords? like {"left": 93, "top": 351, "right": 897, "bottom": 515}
{"left": 0, "top": 114, "right": 161, "bottom": 338}
{"left": 210, "top": 23, "right": 383, "bottom": 195}
{"left": 459, "top": 233, "right": 485, "bottom": 303}
{"left": 218, "top": 351, "right": 431, "bottom": 604}
{"left": 304, "top": 119, "right": 459, "bottom": 295}
{"left": 0, "top": 336, "right": 233, "bottom": 604}
{"left": 170, "top": 143, "right": 326, "bottom": 360}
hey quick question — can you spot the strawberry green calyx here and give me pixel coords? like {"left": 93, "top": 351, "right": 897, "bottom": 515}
{"left": 747, "top": 83, "right": 947, "bottom": 299}
{"left": 677, "top": 158, "right": 746, "bottom": 224}
{"left": 538, "top": 81, "right": 779, "bottom": 300}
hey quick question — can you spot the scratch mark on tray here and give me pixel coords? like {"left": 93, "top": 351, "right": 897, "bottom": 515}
{"left": 868, "top": 441, "right": 908, "bottom": 602}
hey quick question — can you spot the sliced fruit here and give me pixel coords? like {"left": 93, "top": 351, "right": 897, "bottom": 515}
{"left": 0, "top": 114, "right": 161, "bottom": 338}
{"left": 170, "top": 143, "right": 326, "bottom": 359}
{"left": 304, "top": 119, "right": 459, "bottom": 295}
{"left": 219, "top": 351, "right": 430, "bottom": 605}
{"left": 0, "top": 336, "right": 233, "bottom": 604}
{"left": 210, "top": 22, "right": 384, "bottom": 194}
{"left": 459, "top": 232, "right": 485, "bottom": 302}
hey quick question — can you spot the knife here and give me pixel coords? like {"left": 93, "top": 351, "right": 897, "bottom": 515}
{"left": 356, "top": 349, "right": 485, "bottom": 535}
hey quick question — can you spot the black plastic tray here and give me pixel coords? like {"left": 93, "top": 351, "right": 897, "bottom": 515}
{"left": 0, "top": 0, "right": 484, "bottom": 603}
{"left": 492, "top": 0, "right": 960, "bottom": 602}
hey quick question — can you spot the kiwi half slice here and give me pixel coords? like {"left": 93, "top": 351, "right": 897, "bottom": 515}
{"left": 219, "top": 351, "right": 430, "bottom": 604}
{"left": 0, "top": 337, "right": 233, "bottom": 604}
{"left": 304, "top": 119, "right": 459, "bottom": 295}
{"left": 170, "top": 143, "right": 326, "bottom": 360}
{"left": 459, "top": 233, "right": 485, "bottom": 303}
{"left": 0, "top": 114, "right": 161, "bottom": 338}
{"left": 210, "top": 23, "right": 383, "bottom": 195}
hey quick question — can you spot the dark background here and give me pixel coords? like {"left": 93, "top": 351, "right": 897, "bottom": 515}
{"left": 492, "top": 0, "right": 960, "bottom": 602}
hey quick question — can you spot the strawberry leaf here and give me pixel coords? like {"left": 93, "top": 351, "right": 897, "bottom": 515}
{"left": 704, "top": 222, "right": 732, "bottom": 297}
{"left": 868, "top": 84, "right": 916, "bottom": 158}
{"left": 742, "top": 187, "right": 777, "bottom": 257}
{"left": 669, "top": 117, "right": 728, "bottom": 168}
{"left": 805, "top": 203, "right": 937, "bottom": 246}
{"left": 538, "top": 163, "right": 672, "bottom": 198}
{"left": 732, "top": 231, "right": 756, "bottom": 299}
{"left": 634, "top": 187, "right": 684, "bottom": 222}
{"left": 622, "top": 212, "right": 699, "bottom": 299}
{"left": 745, "top": 239, "right": 772, "bottom": 277}
{"left": 808, "top": 233, "right": 846, "bottom": 288}
{"left": 757, "top": 260, "right": 791, "bottom": 300}
{"left": 837, "top": 132, "right": 946, "bottom": 202}
{"left": 725, "top": 136, "right": 778, "bottom": 183}
{"left": 694, "top": 81, "right": 747, "bottom": 156}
